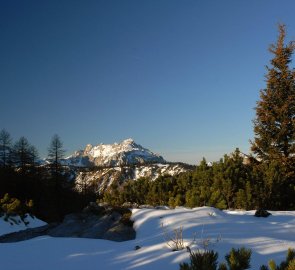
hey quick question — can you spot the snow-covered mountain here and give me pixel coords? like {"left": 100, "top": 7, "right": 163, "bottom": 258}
{"left": 50, "top": 139, "right": 193, "bottom": 191}
{"left": 63, "top": 138, "right": 166, "bottom": 167}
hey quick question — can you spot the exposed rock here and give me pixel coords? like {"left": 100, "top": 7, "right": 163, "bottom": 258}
{"left": 74, "top": 163, "right": 190, "bottom": 193}
{"left": 0, "top": 206, "right": 135, "bottom": 243}
{"left": 139, "top": 205, "right": 155, "bottom": 209}
{"left": 254, "top": 209, "right": 271, "bottom": 217}
{"left": 122, "top": 202, "right": 139, "bottom": 208}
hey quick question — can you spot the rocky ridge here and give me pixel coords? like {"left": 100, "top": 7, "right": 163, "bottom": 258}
{"left": 41, "top": 139, "right": 193, "bottom": 192}
{"left": 75, "top": 163, "right": 190, "bottom": 192}
{"left": 63, "top": 138, "right": 165, "bottom": 167}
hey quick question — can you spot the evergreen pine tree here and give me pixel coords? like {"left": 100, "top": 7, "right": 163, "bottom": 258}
{"left": 251, "top": 24, "right": 295, "bottom": 175}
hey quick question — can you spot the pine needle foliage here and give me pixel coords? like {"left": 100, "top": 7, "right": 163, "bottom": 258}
{"left": 251, "top": 24, "right": 295, "bottom": 175}
{"left": 260, "top": 248, "right": 295, "bottom": 270}
{"left": 224, "top": 247, "right": 252, "bottom": 270}
{"left": 179, "top": 249, "right": 219, "bottom": 270}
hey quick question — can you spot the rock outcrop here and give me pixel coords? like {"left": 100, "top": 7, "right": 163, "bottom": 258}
{"left": 0, "top": 204, "right": 135, "bottom": 243}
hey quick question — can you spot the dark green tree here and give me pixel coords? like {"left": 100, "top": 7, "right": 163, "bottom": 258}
{"left": 48, "top": 134, "right": 65, "bottom": 178}
{"left": 0, "top": 129, "right": 12, "bottom": 167}
{"left": 28, "top": 145, "right": 39, "bottom": 166}
{"left": 47, "top": 134, "right": 66, "bottom": 219}
{"left": 251, "top": 24, "right": 295, "bottom": 175}
{"left": 13, "top": 136, "right": 36, "bottom": 170}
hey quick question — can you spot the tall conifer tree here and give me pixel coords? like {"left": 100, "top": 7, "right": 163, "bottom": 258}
{"left": 13, "top": 136, "right": 33, "bottom": 170}
{"left": 48, "top": 134, "right": 65, "bottom": 185}
{"left": 47, "top": 134, "right": 66, "bottom": 220}
{"left": 251, "top": 24, "right": 295, "bottom": 175}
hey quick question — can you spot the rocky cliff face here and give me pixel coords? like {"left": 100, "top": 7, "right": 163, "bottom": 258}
{"left": 63, "top": 138, "right": 165, "bottom": 167}
{"left": 75, "top": 163, "right": 190, "bottom": 192}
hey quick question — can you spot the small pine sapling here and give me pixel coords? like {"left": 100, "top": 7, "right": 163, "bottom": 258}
{"left": 224, "top": 247, "right": 252, "bottom": 270}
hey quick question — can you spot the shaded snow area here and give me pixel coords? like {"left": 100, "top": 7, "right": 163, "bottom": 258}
{"left": 0, "top": 207, "right": 295, "bottom": 269}
{"left": 0, "top": 214, "right": 47, "bottom": 236}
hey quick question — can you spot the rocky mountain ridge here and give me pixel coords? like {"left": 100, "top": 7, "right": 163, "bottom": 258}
{"left": 75, "top": 163, "right": 192, "bottom": 192}
{"left": 62, "top": 138, "right": 165, "bottom": 167}
{"left": 53, "top": 139, "right": 193, "bottom": 192}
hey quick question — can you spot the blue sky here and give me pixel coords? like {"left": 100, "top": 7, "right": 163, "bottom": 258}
{"left": 1, "top": 0, "right": 295, "bottom": 164}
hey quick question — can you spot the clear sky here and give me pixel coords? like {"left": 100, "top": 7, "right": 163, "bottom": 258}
{"left": 1, "top": 0, "right": 295, "bottom": 164}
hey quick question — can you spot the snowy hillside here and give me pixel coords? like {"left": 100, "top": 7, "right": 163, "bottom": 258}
{"left": 63, "top": 138, "right": 166, "bottom": 167}
{"left": 0, "top": 207, "right": 294, "bottom": 270}
{"left": 0, "top": 214, "right": 46, "bottom": 236}
{"left": 42, "top": 139, "right": 192, "bottom": 192}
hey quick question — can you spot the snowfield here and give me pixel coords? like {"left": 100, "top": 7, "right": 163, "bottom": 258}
{"left": 0, "top": 207, "right": 295, "bottom": 270}
{"left": 0, "top": 214, "right": 47, "bottom": 235}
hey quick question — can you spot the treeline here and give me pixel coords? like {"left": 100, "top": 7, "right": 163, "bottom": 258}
{"left": 0, "top": 131, "right": 93, "bottom": 222}
{"left": 101, "top": 148, "right": 295, "bottom": 210}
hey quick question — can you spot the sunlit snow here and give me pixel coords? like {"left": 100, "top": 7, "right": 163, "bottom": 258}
{"left": 0, "top": 207, "right": 295, "bottom": 270}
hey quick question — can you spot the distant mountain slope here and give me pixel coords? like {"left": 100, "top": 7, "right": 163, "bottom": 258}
{"left": 75, "top": 163, "right": 190, "bottom": 192}
{"left": 44, "top": 139, "right": 193, "bottom": 191}
{"left": 63, "top": 138, "right": 166, "bottom": 167}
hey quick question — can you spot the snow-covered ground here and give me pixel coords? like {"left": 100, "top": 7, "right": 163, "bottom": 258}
{"left": 0, "top": 214, "right": 47, "bottom": 235}
{"left": 0, "top": 207, "right": 294, "bottom": 270}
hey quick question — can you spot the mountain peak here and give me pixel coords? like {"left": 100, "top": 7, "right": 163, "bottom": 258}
{"left": 122, "top": 138, "right": 134, "bottom": 144}
{"left": 64, "top": 139, "right": 166, "bottom": 167}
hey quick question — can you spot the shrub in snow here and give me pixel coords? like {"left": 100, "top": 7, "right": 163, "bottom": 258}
{"left": 122, "top": 202, "right": 138, "bottom": 208}
{"left": 162, "top": 224, "right": 185, "bottom": 251}
{"left": 255, "top": 209, "right": 271, "bottom": 218}
{"left": 0, "top": 193, "right": 33, "bottom": 218}
{"left": 179, "top": 249, "right": 218, "bottom": 270}
{"left": 223, "top": 247, "right": 252, "bottom": 270}
{"left": 287, "top": 260, "right": 295, "bottom": 270}
{"left": 179, "top": 247, "right": 252, "bottom": 270}
{"left": 260, "top": 248, "right": 295, "bottom": 270}
{"left": 120, "top": 211, "right": 134, "bottom": 227}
